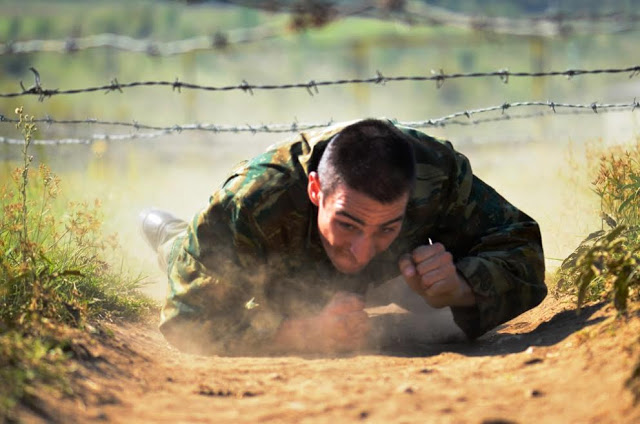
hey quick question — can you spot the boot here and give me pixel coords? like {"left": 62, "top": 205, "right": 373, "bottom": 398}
{"left": 139, "top": 208, "right": 187, "bottom": 251}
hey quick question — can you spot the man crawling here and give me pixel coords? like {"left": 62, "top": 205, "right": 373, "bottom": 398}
{"left": 140, "top": 118, "right": 546, "bottom": 355}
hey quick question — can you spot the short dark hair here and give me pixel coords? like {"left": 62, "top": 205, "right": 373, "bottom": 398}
{"left": 317, "top": 119, "right": 416, "bottom": 203}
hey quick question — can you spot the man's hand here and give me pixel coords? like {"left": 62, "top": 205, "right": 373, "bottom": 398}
{"left": 273, "top": 292, "right": 371, "bottom": 353}
{"left": 398, "top": 242, "right": 476, "bottom": 308}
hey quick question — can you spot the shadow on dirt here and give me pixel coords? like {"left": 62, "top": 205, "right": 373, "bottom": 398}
{"left": 375, "top": 302, "right": 606, "bottom": 358}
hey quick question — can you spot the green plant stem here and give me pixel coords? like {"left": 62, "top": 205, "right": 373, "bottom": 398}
{"left": 20, "top": 136, "right": 30, "bottom": 261}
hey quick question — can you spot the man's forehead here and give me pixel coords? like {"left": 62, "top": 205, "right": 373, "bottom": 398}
{"left": 328, "top": 183, "right": 409, "bottom": 205}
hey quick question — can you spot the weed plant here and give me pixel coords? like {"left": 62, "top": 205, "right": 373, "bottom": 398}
{"left": 555, "top": 140, "right": 640, "bottom": 403}
{"left": 556, "top": 142, "right": 640, "bottom": 312}
{"left": 0, "top": 107, "right": 153, "bottom": 420}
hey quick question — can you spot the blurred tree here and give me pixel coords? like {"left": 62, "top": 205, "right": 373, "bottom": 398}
{"left": 2, "top": 18, "right": 30, "bottom": 77}
{"left": 33, "top": 18, "right": 53, "bottom": 38}
{"left": 136, "top": 5, "right": 155, "bottom": 38}
{"left": 6, "top": 16, "right": 22, "bottom": 39}
{"left": 162, "top": 5, "right": 180, "bottom": 38}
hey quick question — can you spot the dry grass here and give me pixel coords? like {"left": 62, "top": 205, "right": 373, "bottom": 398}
{"left": 0, "top": 108, "right": 154, "bottom": 421}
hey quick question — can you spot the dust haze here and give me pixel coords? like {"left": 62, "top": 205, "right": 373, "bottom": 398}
{"left": 1, "top": 1, "right": 639, "bottom": 350}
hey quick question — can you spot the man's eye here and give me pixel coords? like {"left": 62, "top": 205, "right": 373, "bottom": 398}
{"left": 339, "top": 222, "right": 356, "bottom": 231}
{"left": 381, "top": 227, "right": 397, "bottom": 234}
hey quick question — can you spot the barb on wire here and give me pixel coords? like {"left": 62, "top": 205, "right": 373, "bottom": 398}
{"left": 306, "top": 80, "right": 319, "bottom": 96}
{"left": 1, "top": 99, "right": 638, "bottom": 146}
{"left": 431, "top": 69, "right": 445, "bottom": 89}
{"left": 17, "top": 67, "right": 58, "bottom": 101}
{"left": 239, "top": 80, "right": 254, "bottom": 95}
{"left": 106, "top": 78, "right": 123, "bottom": 94}
{"left": 2, "top": 65, "right": 639, "bottom": 101}
{"left": 375, "top": 70, "right": 387, "bottom": 85}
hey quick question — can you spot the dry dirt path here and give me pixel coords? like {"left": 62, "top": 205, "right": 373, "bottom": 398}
{"left": 18, "top": 297, "right": 640, "bottom": 424}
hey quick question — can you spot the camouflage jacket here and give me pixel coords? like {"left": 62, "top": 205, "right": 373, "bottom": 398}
{"left": 159, "top": 120, "right": 547, "bottom": 354}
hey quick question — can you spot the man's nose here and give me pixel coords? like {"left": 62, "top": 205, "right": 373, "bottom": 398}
{"left": 349, "top": 234, "right": 376, "bottom": 265}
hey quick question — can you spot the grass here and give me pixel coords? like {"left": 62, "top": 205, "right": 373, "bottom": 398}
{"left": 0, "top": 107, "right": 154, "bottom": 421}
{"left": 554, "top": 141, "right": 640, "bottom": 312}
{"left": 554, "top": 138, "right": 640, "bottom": 404}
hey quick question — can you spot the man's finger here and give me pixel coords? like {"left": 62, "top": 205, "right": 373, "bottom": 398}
{"left": 420, "top": 261, "right": 455, "bottom": 288}
{"left": 420, "top": 269, "right": 447, "bottom": 289}
{"left": 411, "top": 243, "right": 444, "bottom": 263}
{"left": 416, "top": 250, "right": 453, "bottom": 277}
{"left": 398, "top": 253, "right": 416, "bottom": 278}
{"left": 424, "top": 279, "right": 459, "bottom": 298}
{"left": 415, "top": 255, "right": 442, "bottom": 277}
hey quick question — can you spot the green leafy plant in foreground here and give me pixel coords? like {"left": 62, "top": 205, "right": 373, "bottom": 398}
{"left": 556, "top": 143, "right": 640, "bottom": 312}
{"left": 0, "top": 107, "right": 153, "bottom": 419}
{"left": 555, "top": 142, "right": 640, "bottom": 404}
{"left": 565, "top": 226, "right": 639, "bottom": 312}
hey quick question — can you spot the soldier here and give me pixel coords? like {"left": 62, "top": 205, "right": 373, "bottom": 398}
{"left": 140, "top": 118, "right": 546, "bottom": 355}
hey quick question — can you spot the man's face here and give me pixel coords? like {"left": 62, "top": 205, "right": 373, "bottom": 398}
{"left": 307, "top": 172, "right": 409, "bottom": 274}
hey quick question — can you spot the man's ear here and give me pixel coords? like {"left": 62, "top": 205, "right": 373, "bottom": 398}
{"left": 308, "top": 172, "right": 322, "bottom": 207}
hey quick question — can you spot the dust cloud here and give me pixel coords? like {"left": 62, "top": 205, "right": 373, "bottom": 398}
{"left": 2, "top": 1, "right": 639, "bottom": 355}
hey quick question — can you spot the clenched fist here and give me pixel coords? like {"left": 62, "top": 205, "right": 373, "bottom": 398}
{"left": 398, "top": 242, "right": 475, "bottom": 308}
{"left": 273, "top": 291, "right": 370, "bottom": 353}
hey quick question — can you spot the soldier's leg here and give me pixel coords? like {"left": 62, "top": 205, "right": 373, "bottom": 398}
{"left": 139, "top": 208, "right": 188, "bottom": 271}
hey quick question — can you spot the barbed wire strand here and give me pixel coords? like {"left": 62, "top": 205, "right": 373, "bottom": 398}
{"left": 0, "top": 22, "right": 286, "bottom": 57}
{"left": 3, "top": 65, "right": 639, "bottom": 102}
{"left": 4, "top": 2, "right": 640, "bottom": 59}
{"left": 1, "top": 99, "right": 638, "bottom": 145}
{"left": 207, "top": 1, "right": 640, "bottom": 37}
{"left": 0, "top": 2, "right": 375, "bottom": 57}
{"left": 211, "top": 0, "right": 640, "bottom": 37}
{"left": 398, "top": 2, "right": 640, "bottom": 37}
{"left": 3, "top": 9, "right": 639, "bottom": 60}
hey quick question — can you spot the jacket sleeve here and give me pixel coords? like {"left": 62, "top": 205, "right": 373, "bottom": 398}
{"left": 159, "top": 171, "right": 286, "bottom": 355}
{"left": 437, "top": 150, "right": 547, "bottom": 339}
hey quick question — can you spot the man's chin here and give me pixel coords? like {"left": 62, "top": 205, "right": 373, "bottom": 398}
{"left": 331, "top": 259, "right": 365, "bottom": 275}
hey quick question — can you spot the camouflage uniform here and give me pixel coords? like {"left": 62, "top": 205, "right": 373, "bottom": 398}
{"left": 159, "top": 119, "right": 547, "bottom": 354}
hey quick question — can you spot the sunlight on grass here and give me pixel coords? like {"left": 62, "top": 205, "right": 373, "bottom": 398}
{"left": 0, "top": 107, "right": 155, "bottom": 421}
{"left": 554, "top": 139, "right": 640, "bottom": 312}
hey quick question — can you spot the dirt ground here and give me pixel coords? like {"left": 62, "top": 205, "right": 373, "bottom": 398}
{"left": 14, "top": 293, "right": 640, "bottom": 424}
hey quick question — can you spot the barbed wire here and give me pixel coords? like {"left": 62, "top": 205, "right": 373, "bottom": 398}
{"left": 0, "top": 2, "right": 375, "bottom": 57}
{"left": 209, "top": 0, "right": 640, "bottom": 37}
{"left": 0, "top": 23, "right": 285, "bottom": 57}
{"left": 396, "top": 3, "right": 640, "bottom": 37}
{"left": 1, "top": 99, "right": 638, "bottom": 145}
{"left": 3, "top": 65, "right": 639, "bottom": 102}
{"left": 3, "top": 2, "right": 640, "bottom": 60}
